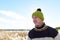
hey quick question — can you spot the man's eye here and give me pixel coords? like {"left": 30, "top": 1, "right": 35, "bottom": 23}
{"left": 35, "top": 17, "right": 37, "bottom": 18}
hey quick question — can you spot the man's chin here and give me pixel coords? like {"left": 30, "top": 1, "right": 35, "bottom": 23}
{"left": 35, "top": 24, "right": 39, "bottom": 26}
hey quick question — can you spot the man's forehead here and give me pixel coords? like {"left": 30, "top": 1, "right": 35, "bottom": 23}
{"left": 32, "top": 16, "right": 38, "bottom": 18}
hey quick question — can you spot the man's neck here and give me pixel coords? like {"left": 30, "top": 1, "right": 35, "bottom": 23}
{"left": 35, "top": 22, "right": 44, "bottom": 27}
{"left": 35, "top": 22, "right": 45, "bottom": 29}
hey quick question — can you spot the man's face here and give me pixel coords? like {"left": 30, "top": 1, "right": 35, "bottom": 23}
{"left": 32, "top": 16, "right": 42, "bottom": 26}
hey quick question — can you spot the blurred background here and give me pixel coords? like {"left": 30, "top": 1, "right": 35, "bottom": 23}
{"left": 0, "top": 0, "right": 60, "bottom": 40}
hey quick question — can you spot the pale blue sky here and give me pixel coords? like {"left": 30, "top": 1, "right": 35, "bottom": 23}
{"left": 0, "top": 0, "right": 60, "bottom": 29}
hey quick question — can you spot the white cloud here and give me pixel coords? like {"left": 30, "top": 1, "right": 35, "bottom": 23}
{"left": 0, "top": 10, "right": 27, "bottom": 20}
{"left": 0, "top": 10, "right": 34, "bottom": 29}
{"left": 0, "top": 17, "right": 16, "bottom": 23}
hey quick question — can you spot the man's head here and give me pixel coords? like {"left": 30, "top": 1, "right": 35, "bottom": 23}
{"left": 32, "top": 8, "right": 44, "bottom": 26}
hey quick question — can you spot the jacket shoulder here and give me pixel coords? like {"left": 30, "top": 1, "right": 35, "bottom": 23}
{"left": 47, "top": 26, "right": 58, "bottom": 38}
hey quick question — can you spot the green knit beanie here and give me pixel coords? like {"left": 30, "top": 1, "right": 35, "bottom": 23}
{"left": 32, "top": 8, "right": 44, "bottom": 21}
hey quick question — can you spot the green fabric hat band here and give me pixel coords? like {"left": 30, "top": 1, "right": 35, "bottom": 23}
{"left": 32, "top": 8, "right": 44, "bottom": 21}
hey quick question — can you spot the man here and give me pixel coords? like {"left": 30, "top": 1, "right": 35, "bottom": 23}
{"left": 27, "top": 8, "right": 60, "bottom": 40}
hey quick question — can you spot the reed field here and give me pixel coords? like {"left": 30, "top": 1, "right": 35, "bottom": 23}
{"left": 0, "top": 30, "right": 29, "bottom": 40}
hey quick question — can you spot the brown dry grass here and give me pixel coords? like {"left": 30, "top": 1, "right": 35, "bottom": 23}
{"left": 0, "top": 30, "right": 28, "bottom": 40}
